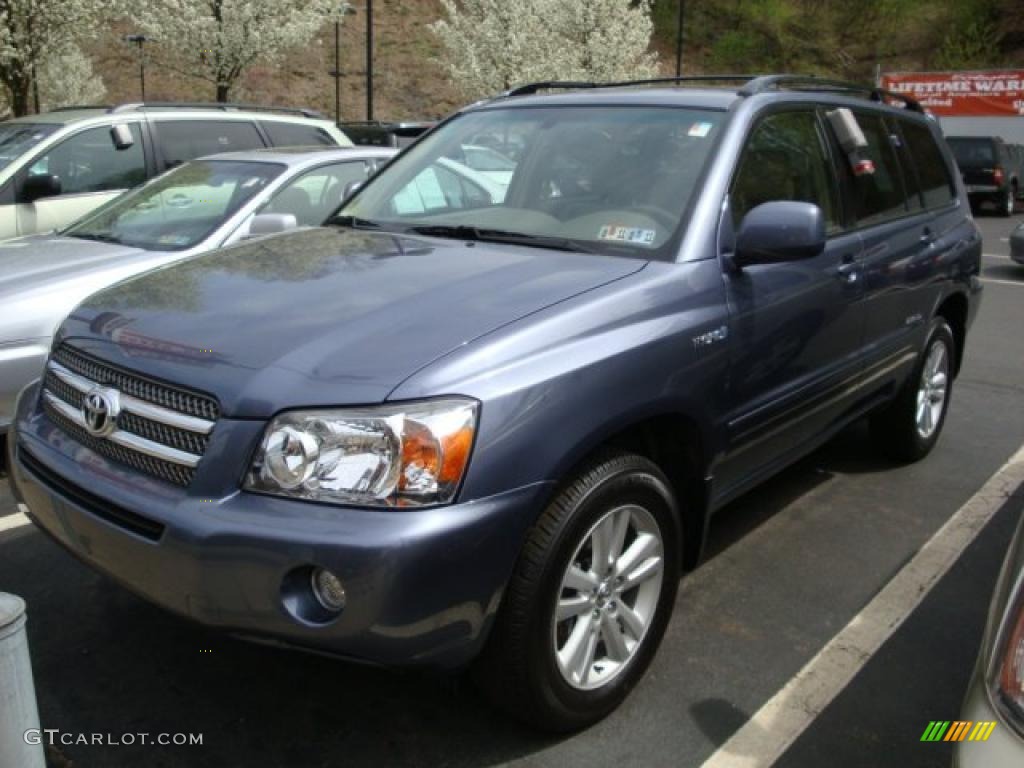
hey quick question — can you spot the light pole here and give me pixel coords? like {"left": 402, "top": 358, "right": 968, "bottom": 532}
{"left": 675, "top": 0, "right": 685, "bottom": 77}
{"left": 365, "top": 0, "right": 374, "bottom": 121}
{"left": 329, "top": 4, "right": 357, "bottom": 125}
{"left": 124, "top": 34, "right": 150, "bottom": 101}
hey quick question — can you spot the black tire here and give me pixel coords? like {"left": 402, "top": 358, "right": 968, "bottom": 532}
{"left": 870, "top": 319, "right": 955, "bottom": 462}
{"left": 474, "top": 451, "right": 681, "bottom": 732}
{"left": 999, "top": 188, "right": 1015, "bottom": 217}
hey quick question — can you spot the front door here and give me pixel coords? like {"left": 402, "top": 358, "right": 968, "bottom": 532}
{"left": 15, "top": 124, "right": 146, "bottom": 236}
{"left": 714, "top": 108, "right": 866, "bottom": 501}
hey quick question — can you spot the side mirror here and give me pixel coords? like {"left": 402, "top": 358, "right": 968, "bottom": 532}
{"left": 246, "top": 212, "right": 298, "bottom": 238}
{"left": 22, "top": 173, "right": 62, "bottom": 204}
{"left": 342, "top": 179, "right": 363, "bottom": 201}
{"left": 110, "top": 124, "right": 135, "bottom": 150}
{"left": 733, "top": 201, "right": 826, "bottom": 268}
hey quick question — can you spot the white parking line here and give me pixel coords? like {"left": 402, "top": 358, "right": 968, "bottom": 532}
{"left": 983, "top": 252, "right": 1010, "bottom": 260}
{"left": 699, "top": 443, "right": 1024, "bottom": 768}
{"left": 0, "top": 511, "right": 31, "bottom": 532}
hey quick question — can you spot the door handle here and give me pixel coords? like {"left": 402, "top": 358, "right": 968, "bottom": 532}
{"left": 837, "top": 254, "right": 859, "bottom": 284}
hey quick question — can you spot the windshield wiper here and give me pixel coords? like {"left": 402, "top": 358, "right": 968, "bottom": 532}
{"left": 331, "top": 214, "right": 383, "bottom": 230}
{"left": 407, "top": 225, "right": 593, "bottom": 254}
{"left": 68, "top": 231, "right": 124, "bottom": 245}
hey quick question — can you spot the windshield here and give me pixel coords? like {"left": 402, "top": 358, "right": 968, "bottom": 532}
{"left": 0, "top": 122, "right": 59, "bottom": 172}
{"left": 947, "top": 138, "right": 995, "bottom": 168}
{"left": 64, "top": 159, "right": 285, "bottom": 251}
{"left": 336, "top": 106, "right": 724, "bottom": 259}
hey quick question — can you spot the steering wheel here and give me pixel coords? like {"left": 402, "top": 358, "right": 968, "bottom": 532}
{"left": 624, "top": 205, "right": 679, "bottom": 232}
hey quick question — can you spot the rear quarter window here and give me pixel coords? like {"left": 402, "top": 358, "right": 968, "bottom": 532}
{"left": 259, "top": 121, "right": 336, "bottom": 147}
{"left": 156, "top": 120, "right": 265, "bottom": 167}
{"left": 899, "top": 121, "right": 955, "bottom": 209}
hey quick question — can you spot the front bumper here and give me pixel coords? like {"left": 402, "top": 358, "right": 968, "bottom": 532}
{"left": 1010, "top": 237, "right": 1024, "bottom": 266}
{"left": 953, "top": 664, "right": 1024, "bottom": 767}
{"left": 9, "top": 382, "right": 548, "bottom": 668}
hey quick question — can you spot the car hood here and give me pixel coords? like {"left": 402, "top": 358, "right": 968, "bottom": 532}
{"left": 60, "top": 227, "right": 646, "bottom": 418}
{"left": 0, "top": 235, "right": 147, "bottom": 301}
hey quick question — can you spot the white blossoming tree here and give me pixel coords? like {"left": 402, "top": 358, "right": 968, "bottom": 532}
{"left": 137, "top": 0, "right": 348, "bottom": 103}
{"left": 0, "top": 0, "right": 110, "bottom": 115}
{"left": 430, "top": 0, "right": 660, "bottom": 101}
{"left": 38, "top": 43, "right": 106, "bottom": 111}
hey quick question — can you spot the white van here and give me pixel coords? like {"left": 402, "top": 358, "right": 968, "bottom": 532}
{"left": 0, "top": 103, "right": 351, "bottom": 239}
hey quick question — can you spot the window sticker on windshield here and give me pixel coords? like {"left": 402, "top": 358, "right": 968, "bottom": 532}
{"left": 598, "top": 225, "right": 656, "bottom": 245}
{"left": 688, "top": 122, "right": 713, "bottom": 138}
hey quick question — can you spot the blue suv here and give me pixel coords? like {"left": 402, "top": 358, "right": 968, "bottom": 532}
{"left": 7, "top": 75, "right": 982, "bottom": 730}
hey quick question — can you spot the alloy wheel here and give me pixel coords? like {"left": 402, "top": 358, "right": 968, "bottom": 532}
{"left": 916, "top": 339, "right": 949, "bottom": 439}
{"left": 552, "top": 504, "right": 664, "bottom": 691}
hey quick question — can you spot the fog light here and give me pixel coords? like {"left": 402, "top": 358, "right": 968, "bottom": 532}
{"left": 311, "top": 568, "right": 346, "bottom": 612}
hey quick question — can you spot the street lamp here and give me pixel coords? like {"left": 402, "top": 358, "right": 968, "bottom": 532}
{"left": 329, "top": 4, "right": 358, "bottom": 125}
{"left": 124, "top": 34, "right": 150, "bottom": 101}
{"left": 675, "top": 0, "right": 685, "bottom": 77}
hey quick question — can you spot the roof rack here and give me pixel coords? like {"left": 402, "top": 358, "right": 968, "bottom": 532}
{"left": 503, "top": 76, "right": 759, "bottom": 98}
{"left": 47, "top": 104, "right": 113, "bottom": 112}
{"left": 739, "top": 75, "right": 924, "bottom": 112}
{"left": 107, "top": 102, "right": 326, "bottom": 119}
{"left": 500, "top": 74, "right": 925, "bottom": 112}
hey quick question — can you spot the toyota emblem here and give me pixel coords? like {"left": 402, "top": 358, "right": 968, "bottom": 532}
{"left": 81, "top": 388, "right": 119, "bottom": 437}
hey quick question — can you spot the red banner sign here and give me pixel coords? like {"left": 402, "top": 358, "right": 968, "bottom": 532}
{"left": 880, "top": 70, "right": 1024, "bottom": 117}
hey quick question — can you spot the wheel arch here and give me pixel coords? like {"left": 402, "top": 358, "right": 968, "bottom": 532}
{"left": 934, "top": 291, "right": 968, "bottom": 377}
{"left": 545, "top": 409, "right": 712, "bottom": 572}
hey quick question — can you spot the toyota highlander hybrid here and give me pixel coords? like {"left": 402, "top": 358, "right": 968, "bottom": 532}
{"left": 7, "top": 75, "right": 983, "bottom": 731}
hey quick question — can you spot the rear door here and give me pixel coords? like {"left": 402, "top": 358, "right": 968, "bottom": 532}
{"left": 151, "top": 119, "right": 266, "bottom": 170}
{"left": 844, "top": 112, "right": 954, "bottom": 393}
{"left": 715, "top": 108, "right": 866, "bottom": 497}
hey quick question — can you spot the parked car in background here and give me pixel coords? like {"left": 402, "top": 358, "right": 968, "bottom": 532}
{"left": 0, "top": 103, "right": 352, "bottom": 240}
{"left": 1011, "top": 222, "right": 1024, "bottom": 266}
{"left": 340, "top": 120, "right": 434, "bottom": 148}
{"left": 947, "top": 136, "right": 1020, "bottom": 216}
{"left": 0, "top": 146, "right": 394, "bottom": 438}
{"left": 955, "top": 513, "right": 1024, "bottom": 767}
{"left": 7, "top": 75, "right": 981, "bottom": 731}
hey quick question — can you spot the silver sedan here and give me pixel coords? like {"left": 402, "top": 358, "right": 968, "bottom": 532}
{"left": 955, "top": 513, "right": 1024, "bottom": 766}
{"left": 0, "top": 146, "right": 396, "bottom": 435}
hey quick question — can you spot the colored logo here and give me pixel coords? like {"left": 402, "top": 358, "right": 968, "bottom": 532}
{"left": 920, "top": 721, "right": 997, "bottom": 742}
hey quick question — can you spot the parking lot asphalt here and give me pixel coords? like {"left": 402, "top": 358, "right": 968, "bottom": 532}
{"left": 1, "top": 215, "right": 1022, "bottom": 768}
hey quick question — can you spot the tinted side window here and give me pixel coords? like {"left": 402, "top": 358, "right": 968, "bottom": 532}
{"left": 900, "top": 121, "right": 955, "bottom": 209}
{"left": 846, "top": 112, "right": 907, "bottom": 226}
{"left": 157, "top": 120, "right": 264, "bottom": 167}
{"left": 731, "top": 110, "right": 839, "bottom": 232}
{"left": 25, "top": 124, "right": 145, "bottom": 197}
{"left": 263, "top": 161, "right": 369, "bottom": 226}
{"left": 260, "top": 121, "right": 336, "bottom": 147}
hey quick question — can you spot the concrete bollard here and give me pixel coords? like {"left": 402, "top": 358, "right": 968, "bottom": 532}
{"left": 0, "top": 593, "right": 46, "bottom": 768}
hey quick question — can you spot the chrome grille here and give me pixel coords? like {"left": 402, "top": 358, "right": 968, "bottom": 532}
{"left": 40, "top": 344, "right": 220, "bottom": 487}
{"left": 52, "top": 345, "right": 219, "bottom": 421}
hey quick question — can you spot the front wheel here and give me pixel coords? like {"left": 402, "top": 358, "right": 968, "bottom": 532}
{"left": 474, "top": 452, "right": 681, "bottom": 731}
{"left": 871, "top": 319, "right": 955, "bottom": 462}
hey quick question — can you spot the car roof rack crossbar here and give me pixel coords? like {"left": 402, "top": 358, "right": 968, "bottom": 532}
{"left": 502, "top": 75, "right": 760, "bottom": 98}
{"left": 740, "top": 75, "right": 924, "bottom": 112}
{"left": 108, "top": 102, "right": 325, "bottom": 119}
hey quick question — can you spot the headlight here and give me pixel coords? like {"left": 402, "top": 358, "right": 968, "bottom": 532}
{"left": 244, "top": 398, "right": 478, "bottom": 507}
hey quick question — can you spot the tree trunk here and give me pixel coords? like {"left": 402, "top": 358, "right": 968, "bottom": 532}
{"left": 216, "top": 83, "right": 230, "bottom": 102}
{"left": 8, "top": 78, "right": 32, "bottom": 117}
